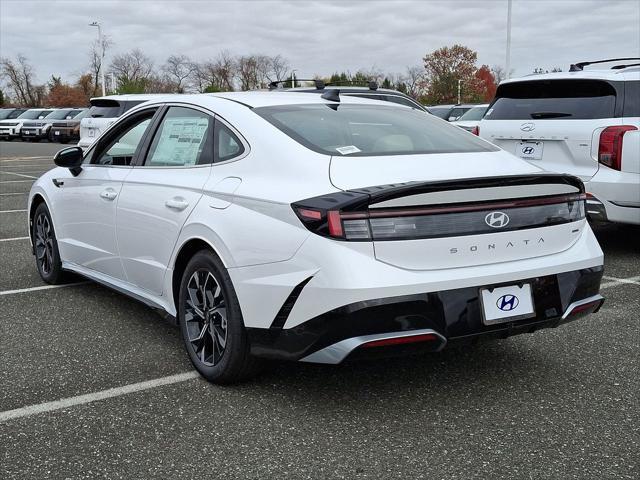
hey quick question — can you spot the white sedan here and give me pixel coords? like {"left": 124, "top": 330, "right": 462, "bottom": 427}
{"left": 28, "top": 91, "right": 605, "bottom": 383}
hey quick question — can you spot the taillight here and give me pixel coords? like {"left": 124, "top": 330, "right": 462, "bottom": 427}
{"left": 598, "top": 125, "right": 637, "bottom": 171}
{"left": 471, "top": 126, "right": 479, "bottom": 136}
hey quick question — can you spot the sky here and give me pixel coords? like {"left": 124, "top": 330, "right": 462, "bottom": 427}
{"left": 1, "top": 0, "right": 639, "bottom": 84}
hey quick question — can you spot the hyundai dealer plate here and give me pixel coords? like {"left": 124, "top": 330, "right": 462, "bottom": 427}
{"left": 516, "top": 141, "right": 543, "bottom": 160}
{"left": 480, "top": 284, "right": 535, "bottom": 324}
{"left": 54, "top": 130, "right": 60, "bottom": 135}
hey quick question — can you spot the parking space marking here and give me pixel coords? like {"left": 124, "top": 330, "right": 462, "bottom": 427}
{"left": 0, "top": 371, "right": 199, "bottom": 422}
{"left": 0, "top": 156, "right": 50, "bottom": 162}
{"left": 0, "top": 171, "right": 38, "bottom": 179}
{"left": 0, "top": 209, "right": 27, "bottom": 213}
{"left": 601, "top": 275, "right": 640, "bottom": 289}
{"left": 0, "top": 192, "right": 29, "bottom": 196}
{"left": 0, "top": 236, "right": 29, "bottom": 242}
{"left": 0, "top": 179, "right": 34, "bottom": 183}
{"left": 0, "top": 282, "right": 88, "bottom": 296}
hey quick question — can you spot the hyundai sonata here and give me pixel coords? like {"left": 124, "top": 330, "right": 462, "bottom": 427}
{"left": 28, "top": 92, "right": 605, "bottom": 383}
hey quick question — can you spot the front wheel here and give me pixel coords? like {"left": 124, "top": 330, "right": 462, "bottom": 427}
{"left": 178, "top": 250, "right": 261, "bottom": 384}
{"left": 32, "top": 203, "right": 65, "bottom": 284}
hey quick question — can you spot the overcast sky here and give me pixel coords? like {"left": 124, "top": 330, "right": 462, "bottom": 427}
{"left": 2, "top": 0, "right": 639, "bottom": 84}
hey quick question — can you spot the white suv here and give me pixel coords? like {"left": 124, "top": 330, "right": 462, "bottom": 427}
{"left": 479, "top": 59, "right": 640, "bottom": 225}
{"left": 78, "top": 94, "right": 161, "bottom": 149}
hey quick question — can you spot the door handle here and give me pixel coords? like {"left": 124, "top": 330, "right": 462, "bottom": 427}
{"left": 100, "top": 189, "right": 118, "bottom": 200}
{"left": 165, "top": 198, "right": 189, "bottom": 211}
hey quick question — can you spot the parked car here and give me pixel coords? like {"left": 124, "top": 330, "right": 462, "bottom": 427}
{"left": 452, "top": 103, "right": 489, "bottom": 133}
{"left": 479, "top": 58, "right": 640, "bottom": 225}
{"left": 21, "top": 108, "right": 85, "bottom": 142}
{"left": 0, "top": 108, "right": 53, "bottom": 140}
{"left": 427, "top": 104, "right": 476, "bottom": 121}
{"left": 29, "top": 91, "right": 604, "bottom": 383}
{"left": 48, "top": 108, "right": 89, "bottom": 144}
{"left": 269, "top": 79, "right": 428, "bottom": 111}
{"left": 78, "top": 94, "right": 162, "bottom": 149}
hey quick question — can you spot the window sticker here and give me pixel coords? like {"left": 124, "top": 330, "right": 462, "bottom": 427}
{"left": 335, "top": 145, "right": 362, "bottom": 155}
{"left": 151, "top": 117, "right": 209, "bottom": 165}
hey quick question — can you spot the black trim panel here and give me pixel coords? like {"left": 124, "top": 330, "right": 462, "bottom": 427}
{"left": 269, "top": 276, "right": 313, "bottom": 330}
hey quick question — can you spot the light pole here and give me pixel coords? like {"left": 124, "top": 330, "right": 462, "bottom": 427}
{"left": 505, "top": 0, "right": 512, "bottom": 79}
{"left": 89, "top": 21, "right": 106, "bottom": 96}
{"left": 457, "top": 79, "right": 462, "bottom": 104}
{"left": 291, "top": 69, "right": 297, "bottom": 88}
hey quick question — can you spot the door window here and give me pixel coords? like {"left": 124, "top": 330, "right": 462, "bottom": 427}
{"left": 144, "top": 107, "right": 214, "bottom": 167}
{"left": 91, "top": 111, "right": 156, "bottom": 166}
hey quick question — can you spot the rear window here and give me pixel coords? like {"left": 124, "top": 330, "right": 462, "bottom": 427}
{"left": 88, "top": 105, "right": 123, "bottom": 118}
{"left": 255, "top": 104, "right": 496, "bottom": 157}
{"left": 457, "top": 105, "right": 488, "bottom": 121}
{"left": 485, "top": 80, "right": 616, "bottom": 120}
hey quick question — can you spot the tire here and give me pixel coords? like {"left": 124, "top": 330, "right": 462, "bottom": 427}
{"left": 32, "top": 202, "right": 66, "bottom": 284}
{"left": 178, "top": 249, "right": 261, "bottom": 384}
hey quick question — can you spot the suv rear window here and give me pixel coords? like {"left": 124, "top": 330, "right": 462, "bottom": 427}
{"left": 88, "top": 105, "right": 123, "bottom": 118}
{"left": 623, "top": 81, "right": 639, "bottom": 117}
{"left": 255, "top": 104, "right": 496, "bottom": 157}
{"left": 485, "top": 80, "right": 616, "bottom": 120}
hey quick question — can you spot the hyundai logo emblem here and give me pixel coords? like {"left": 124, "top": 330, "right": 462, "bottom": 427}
{"left": 522, "top": 146, "right": 535, "bottom": 155}
{"left": 520, "top": 122, "right": 535, "bottom": 132}
{"left": 485, "top": 211, "right": 510, "bottom": 228}
{"left": 497, "top": 294, "right": 519, "bottom": 311}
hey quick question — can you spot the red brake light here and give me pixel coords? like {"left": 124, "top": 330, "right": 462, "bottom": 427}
{"left": 327, "top": 210, "right": 344, "bottom": 237}
{"left": 598, "top": 125, "right": 637, "bottom": 171}
{"left": 471, "top": 126, "right": 479, "bottom": 136}
{"left": 297, "top": 208, "right": 322, "bottom": 220}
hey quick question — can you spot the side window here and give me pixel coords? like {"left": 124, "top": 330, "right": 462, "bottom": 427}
{"left": 144, "top": 107, "right": 213, "bottom": 167}
{"left": 215, "top": 121, "right": 245, "bottom": 162}
{"left": 91, "top": 111, "right": 155, "bottom": 166}
{"left": 623, "top": 81, "right": 640, "bottom": 117}
{"left": 448, "top": 108, "right": 465, "bottom": 121}
{"left": 386, "top": 95, "right": 421, "bottom": 109}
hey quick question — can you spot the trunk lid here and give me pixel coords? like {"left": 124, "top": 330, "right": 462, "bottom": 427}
{"left": 479, "top": 78, "right": 623, "bottom": 181}
{"left": 323, "top": 154, "right": 586, "bottom": 270}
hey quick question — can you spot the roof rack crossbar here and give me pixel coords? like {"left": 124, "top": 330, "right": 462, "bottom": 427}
{"left": 611, "top": 62, "right": 640, "bottom": 70}
{"left": 569, "top": 57, "right": 640, "bottom": 71}
{"left": 268, "top": 79, "right": 325, "bottom": 90}
{"left": 325, "top": 80, "right": 379, "bottom": 91}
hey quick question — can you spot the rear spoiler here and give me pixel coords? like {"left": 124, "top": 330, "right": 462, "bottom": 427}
{"left": 297, "top": 174, "right": 585, "bottom": 213}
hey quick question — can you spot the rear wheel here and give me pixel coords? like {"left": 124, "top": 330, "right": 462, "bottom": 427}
{"left": 32, "top": 203, "right": 65, "bottom": 284}
{"left": 178, "top": 250, "right": 261, "bottom": 384}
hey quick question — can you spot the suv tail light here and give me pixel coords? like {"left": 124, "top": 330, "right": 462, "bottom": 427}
{"left": 471, "top": 126, "right": 479, "bottom": 136}
{"left": 598, "top": 125, "right": 637, "bottom": 171}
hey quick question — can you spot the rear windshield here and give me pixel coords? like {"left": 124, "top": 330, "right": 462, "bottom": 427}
{"left": 485, "top": 80, "right": 616, "bottom": 120}
{"left": 457, "top": 105, "right": 488, "bottom": 121}
{"left": 87, "top": 105, "right": 123, "bottom": 118}
{"left": 255, "top": 104, "right": 497, "bottom": 157}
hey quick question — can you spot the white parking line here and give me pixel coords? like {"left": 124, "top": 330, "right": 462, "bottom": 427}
{"left": 0, "top": 179, "right": 34, "bottom": 183}
{"left": 0, "top": 209, "right": 27, "bottom": 213}
{"left": 0, "top": 156, "right": 50, "bottom": 162}
{"left": 0, "top": 282, "right": 88, "bottom": 296}
{"left": 0, "top": 171, "right": 38, "bottom": 179}
{"left": 0, "top": 192, "right": 28, "bottom": 196}
{"left": 0, "top": 236, "right": 29, "bottom": 242}
{"left": 0, "top": 371, "right": 200, "bottom": 422}
{"left": 601, "top": 275, "right": 640, "bottom": 289}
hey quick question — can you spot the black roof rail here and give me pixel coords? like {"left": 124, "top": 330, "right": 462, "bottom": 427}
{"left": 611, "top": 62, "right": 640, "bottom": 70}
{"left": 268, "top": 79, "right": 325, "bottom": 90}
{"left": 325, "top": 80, "right": 379, "bottom": 91}
{"left": 569, "top": 57, "right": 640, "bottom": 71}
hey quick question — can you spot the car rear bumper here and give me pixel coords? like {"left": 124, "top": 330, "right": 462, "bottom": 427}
{"left": 246, "top": 266, "right": 604, "bottom": 363}
{"left": 586, "top": 168, "right": 640, "bottom": 225}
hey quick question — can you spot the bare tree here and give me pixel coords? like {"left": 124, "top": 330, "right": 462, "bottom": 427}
{"left": 192, "top": 51, "right": 237, "bottom": 92}
{"left": 88, "top": 35, "right": 112, "bottom": 96}
{"left": 162, "top": 54, "right": 196, "bottom": 93}
{"left": 236, "top": 55, "right": 260, "bottom": 90}
{"left": 0, "top": 55, "right": 44, "bottom": 106}
{"left": 109, "top": 48, "right": 154, "bottom": 90}
{"left": 269, "top": 54, "right": 290, "bottom": 82}
{"left": 405, "top": 65, "right": 426, "bottom": 99}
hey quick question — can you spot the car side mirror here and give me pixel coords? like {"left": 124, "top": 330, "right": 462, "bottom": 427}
{"left": 54, "top": 147, "right": 83, "bottom": 176}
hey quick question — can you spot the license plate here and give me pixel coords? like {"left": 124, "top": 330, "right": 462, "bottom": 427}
{"left": 480, "top": 284, "right": 535, "bottom": 325}
{"left": 516, "top": 141, "right": 543, "bottom": 160}
{"left": 23, "top": 130, "right": 32, "bottom": 135}
{"left": 54, "top": 131, "right": 60, "bottom": 135}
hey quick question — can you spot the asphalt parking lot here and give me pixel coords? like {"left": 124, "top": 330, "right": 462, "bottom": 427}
{"left": 0, "top": 141, "right": 638, "bottom": 479}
